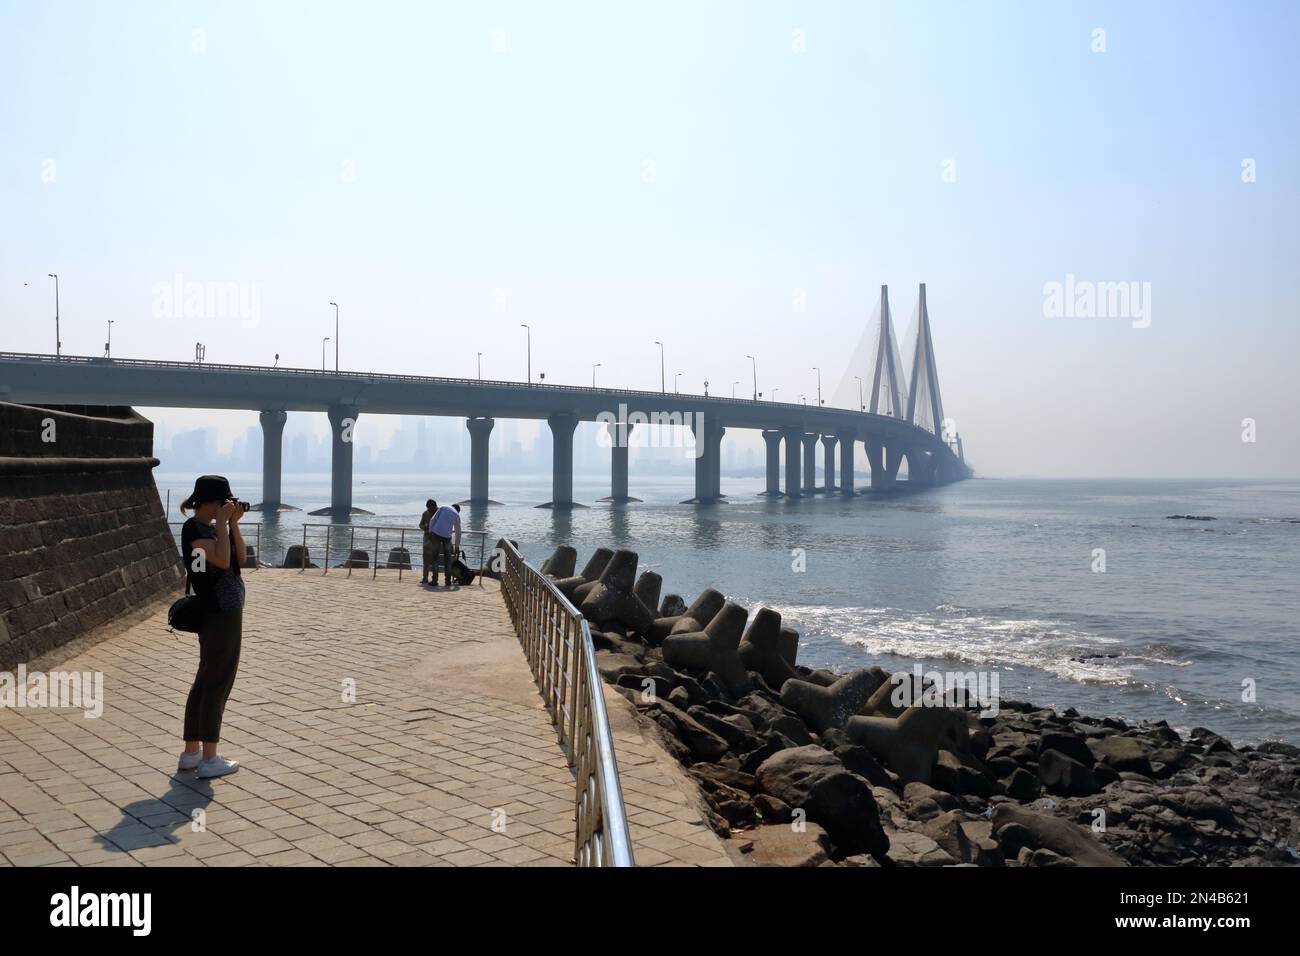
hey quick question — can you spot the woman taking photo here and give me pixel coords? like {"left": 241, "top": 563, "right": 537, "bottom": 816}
{"left": 177, "top": 475, "right": 246, "bottom": 779}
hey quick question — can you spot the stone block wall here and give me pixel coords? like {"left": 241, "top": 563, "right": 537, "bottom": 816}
{"left": 0, "top": 403, "right": 183, "bottom": 667}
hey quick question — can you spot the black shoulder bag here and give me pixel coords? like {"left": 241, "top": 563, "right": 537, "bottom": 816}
{"left": 168, "top": 542, "right": 205, "bottom": 634}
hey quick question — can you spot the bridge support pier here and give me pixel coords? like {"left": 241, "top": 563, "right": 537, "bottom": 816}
{"left": 760, "top": 430, "right": 782, "bottom": 496}
{"left": 907, "top": 449, "right": 937, "bottom": 487}
{"left": 935, "top": 454, "right": 964, "bottom": 485}
{"left": 600, "top": 422, "right": 641, "bottom": 503}
{"left": 711, "top": 423, "right": 726, "bottom": 499}
{"left": 684, "top": 415, "right": 723, "bottom": 504}
{"left": 782, "top": 428, "right": 802, "bottom": 498}
{"left": 801, "top": 434, "right": 818, "bottom": 495}
{"left": 836, "top": 430, "right": 856, "bottom": 496}
{"left": 821, "top": 435, "right": 838, "bottom": 493}
{"left": 540, "top": 412, "right": 584, "bottom": 509}
{"left": 463, "top": 417, "right": 499, "bottom": 505}
{"left": 254, "top": 410, "right": 297, "bottom": 513}
{"left": 865, "top": 438, "right": 901, "bottom": 492}
{"left": 310, "top": 404, "right": 368, "bottom": 517}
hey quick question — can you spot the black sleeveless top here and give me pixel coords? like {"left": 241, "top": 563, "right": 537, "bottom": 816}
{"left": 180, "top": 517, "right": 246, "bottom": 612}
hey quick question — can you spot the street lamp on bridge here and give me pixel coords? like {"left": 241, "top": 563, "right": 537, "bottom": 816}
{"left": 654, "top": 341, "right": 665, "bottom": 393}
{"left": 731, "top": 380, "right": 739, "bottom": 398}
{"left": 855, "top": 375, "right": 864, "bottom": 411}
{"left": 105, "top": 320, "right": 113, "bottom": 358}
{"left": 674, "top": 372, "right": 682, "bottom": 393}
{"left": 47, "top": 274, "right": 60, "bottom": 358}
{"left": 745, "top": 354, "right": 756, "bottom": 401}
{"left": 329, "top": 302, "right": 339, "bottom": 372}
{"left": 477, "top": 352, "right": 483, "bottom": 379}
{"left": 592, "top": 363, "right": 601, "bottom": 388}
{"left": 813, "top": 367, "right": 822, "bottom": 406}
{"left": 520, "top": 324, "right": 531, "bottom": 383}
{"left": 321, "top": 336, "right": 330, "bottom": 372}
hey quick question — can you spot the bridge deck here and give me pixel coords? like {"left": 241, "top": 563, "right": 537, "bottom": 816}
{"left": 0, "top": 572, "right": 729, "bottom": 867}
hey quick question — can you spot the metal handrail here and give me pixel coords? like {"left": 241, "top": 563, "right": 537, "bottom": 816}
{"left": 497, "top": 539, "right": 634, "bottom": 867}
{"left": 294, "top": 523, "right": 489, "bottom": 585}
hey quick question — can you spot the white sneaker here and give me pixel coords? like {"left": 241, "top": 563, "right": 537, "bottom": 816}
{"left": 197, "top": 755, "right": 240, "bottom": 779}
{"left": 178, "top": 750, "right": 203, "bottom": 771}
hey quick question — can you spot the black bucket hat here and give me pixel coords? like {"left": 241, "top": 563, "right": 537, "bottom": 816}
{"left": 189, "top": 474, "right": 234, "bottom": 505}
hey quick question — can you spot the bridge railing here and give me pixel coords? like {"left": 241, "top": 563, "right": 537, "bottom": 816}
{"left": 0, "top": 349, "right": 842, "bottom": 412}
{"left": 497, "top": 539, "right": 635, "bottom": 867}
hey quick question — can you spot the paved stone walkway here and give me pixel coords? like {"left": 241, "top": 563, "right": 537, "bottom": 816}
{"left": 0, "top": 570, "right": 730, "bottom": 867}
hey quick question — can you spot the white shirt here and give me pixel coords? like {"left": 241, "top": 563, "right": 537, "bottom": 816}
{"left": 428, "top": 506, "right": 461, "bottom": 549}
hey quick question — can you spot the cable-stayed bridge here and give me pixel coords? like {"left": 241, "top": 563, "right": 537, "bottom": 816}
{"left": 0, "top": 283, "right": 970, "bottom": 512}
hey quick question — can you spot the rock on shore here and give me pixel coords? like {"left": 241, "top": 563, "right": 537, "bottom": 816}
{"left": 543, "top": 544, "right": 1300, "bottom": 868}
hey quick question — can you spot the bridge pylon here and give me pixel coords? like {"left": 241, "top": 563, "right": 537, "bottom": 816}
{"left": 906, "top": 283, "right": 945, "bottom": 435}
{"left": 869, "top": 285, "right": 907, "bottom": 419}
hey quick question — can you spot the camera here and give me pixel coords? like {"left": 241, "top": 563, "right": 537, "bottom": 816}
{"left": 228, "top": 498, "right": 250, "bottom": 511}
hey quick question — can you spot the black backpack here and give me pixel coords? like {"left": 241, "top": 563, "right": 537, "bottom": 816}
{"left": 452, "top": 551, "right": 476, "bottom": 586}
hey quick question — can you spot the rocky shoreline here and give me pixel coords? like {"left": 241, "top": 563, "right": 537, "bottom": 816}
{"left": 530, "top": 542, "right": 1300, "bottom": 868}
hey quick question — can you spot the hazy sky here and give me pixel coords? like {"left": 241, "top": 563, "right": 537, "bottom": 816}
{"left": 3, "top": 0, "right": 1297, "bottom": 477}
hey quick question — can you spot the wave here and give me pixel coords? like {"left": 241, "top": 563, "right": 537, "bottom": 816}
{"left": 766, "top": 603, "right": 1194, "bottom": 688}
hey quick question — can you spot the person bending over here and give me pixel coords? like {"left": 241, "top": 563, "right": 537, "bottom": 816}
{"left": 427, "top": 502, "right": 462, "bottom": 588}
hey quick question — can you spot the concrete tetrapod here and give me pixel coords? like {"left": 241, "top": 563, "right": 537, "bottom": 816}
{"left": 658, "top": 594, "right": 687, "bottom": 617}
{"left": 540, "top": 545, "right": 577, "bottom": 579}
{"left": 864, "top": 668, "right": 940, "bottom": 718}
{"left": 662, "top": 601, "right": 752, "bottom": 697}
{"left": 282, "top": 545, "right": 317, "bottom": 569}
{"left": 778, "top": 627, "right": 800, "bottom": 667}
{"left": 846, "top": 705, "right": 972, "bottom": 785}
{"left": 579, "top": 549, "right": 656, "bottom": 636}
{"left": 573, "top": 548, "right": 621, "bottom": 603}
{"left": 633, "top": 571, "right": 662, "bottom": 616}
{"left": 738, "top": 608, "right": 801, "bottom": 691}
{"left": 780, "top": 668, "right": 883, "bottom": 734}
{"left": 554, "top": 547, "right": 613, "bottom": 601}
{"left": 649, "top": 587, "right": 726, "bottom": 645}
